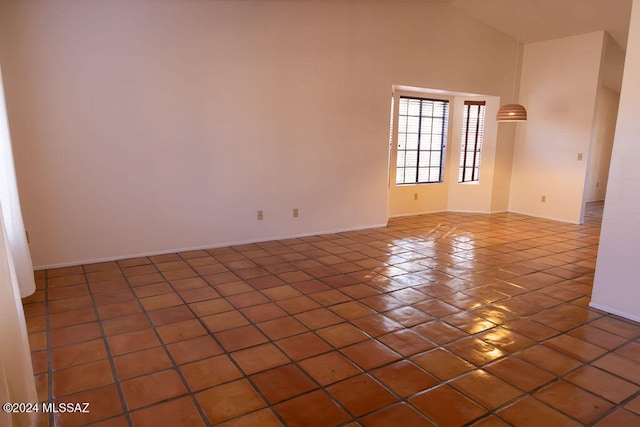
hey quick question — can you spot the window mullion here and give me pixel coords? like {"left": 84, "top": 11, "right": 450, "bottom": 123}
{"left": 415, "top": 101, "right": 423, "bottom": 183}
{"left": 462, "top": 104, "right": 471, "bottom": 182}
{"left": 471, "top": 105, "right": 481, "bottom": 182}
{"left": 439, "top": 103, "right": 447, "bottom": 182}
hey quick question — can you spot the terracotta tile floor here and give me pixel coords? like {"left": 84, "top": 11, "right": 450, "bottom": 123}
{"left": 23, "top": 202, "right": 640, "bottom": 426}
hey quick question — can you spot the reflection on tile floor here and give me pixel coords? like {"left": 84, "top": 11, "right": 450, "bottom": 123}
{"left": 24, "top": 202, "right": 640, "bottom": 426}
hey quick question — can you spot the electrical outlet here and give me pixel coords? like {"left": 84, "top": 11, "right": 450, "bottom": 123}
{"left": 577, "top": 153, "right": 583, "bottom": 161}
{"left": 541, "top": 195, "right": 546, "bottom": 203}
{"left": 596, "top": 181, "right": 600, "bottom": 188}
{"left": 414, "top": 193, "right": 418, "bottom": 200}
{"left": 293, "top": 208, "right": 299, "bottom": 218}
{"left": 257, "top": 210, "right": 263, "bottom": 220}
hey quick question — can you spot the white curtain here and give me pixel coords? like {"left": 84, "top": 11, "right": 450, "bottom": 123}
{"left": 0, "top": 68, "right": 37, "bottom": 426}
{"left": 0, "top": 205, "right": 36, "bottom": 427}
{"left": 0, "top": 69, "right": 34, "bottom": 298}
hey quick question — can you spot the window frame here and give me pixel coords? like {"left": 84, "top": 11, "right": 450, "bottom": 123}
{"left": 459, "top": 100, "right": 486, "bottom": 184}
{"left": 394, "top": 96, "right": 450, "bottom": 186}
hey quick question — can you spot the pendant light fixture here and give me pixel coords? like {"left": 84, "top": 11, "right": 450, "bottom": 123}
{"left": 497, "top": 0, "right": 527, "bottom": 122}
{"left": 496, "top": 103, "right": 527, "bottom": 121}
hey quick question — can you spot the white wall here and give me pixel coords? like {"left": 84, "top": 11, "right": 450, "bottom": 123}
{"left": 600, "top": 33, "right": 626, "bottom": 95}
{"left": 591, "top": 0, "right": 640, "bottom": 322}
{"left": 585, "top": 87, "right": 619, "bottom": 202}
{"left": 509, "top": 31, "right": 606, "bottom": 223}
{"left": 491, "top": 123, "right": 517, "bottom": 213}
{"left": 585, "top": 34, "right": 623, "bottom": 203}
{"left": 0, "top": 0, "right": 518, "bottom": 267}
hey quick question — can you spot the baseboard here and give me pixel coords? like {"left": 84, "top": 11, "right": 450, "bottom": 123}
{"left": 33, "top": 222, "right": 389, "bottom": 270}
{"left": 507, "top": 209, "right": 581, "bottom": 225}
{"left": 447, "top": 209, "right": 509, "bottom": 215}
{"left": 389, "top": 208, "right": 509, "bottom": 219}
{"left": 588, "top": 302, "right": 640, "bottom": 323}
{"left": 388, "top": 210, "right": 446, "bottom": 219}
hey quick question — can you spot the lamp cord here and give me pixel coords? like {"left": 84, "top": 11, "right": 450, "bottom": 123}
{"left": 511, "top": 0, "right": 525, "bottom": 104}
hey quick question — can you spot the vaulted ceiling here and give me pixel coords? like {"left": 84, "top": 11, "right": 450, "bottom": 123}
{"left": 449, "top": 0, "right": 632, "bottom": 51}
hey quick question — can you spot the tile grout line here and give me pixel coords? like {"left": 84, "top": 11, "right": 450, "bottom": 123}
{"left": 171, "top": 250, "right": 295, "bottom": 427}
{"left": 191, "top": 244, "right": 426, "bottom": 424}
{"left": 206, "top": 245, "right": 484, "bottom": 425}
{"left": 44, "top": 269, "right": 54, "bottom": 427}
{"left": 187, "top": 247, "right": 377, "bottom": 426}
{"left": 112, "top": 257, "right": 213, "bottom": 427}
{"left": 97, "top": 260, "right": 636, "bottom": 425}
{"left": 81, "top": 264, "right": 135, "bottom": 427}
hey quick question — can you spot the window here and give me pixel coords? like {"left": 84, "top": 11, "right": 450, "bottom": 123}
{"left": 459, "top": 100, "right": 486, "bottom": 183}
{"left": 395, "top": 97, "right": 449, "bottom": 185}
